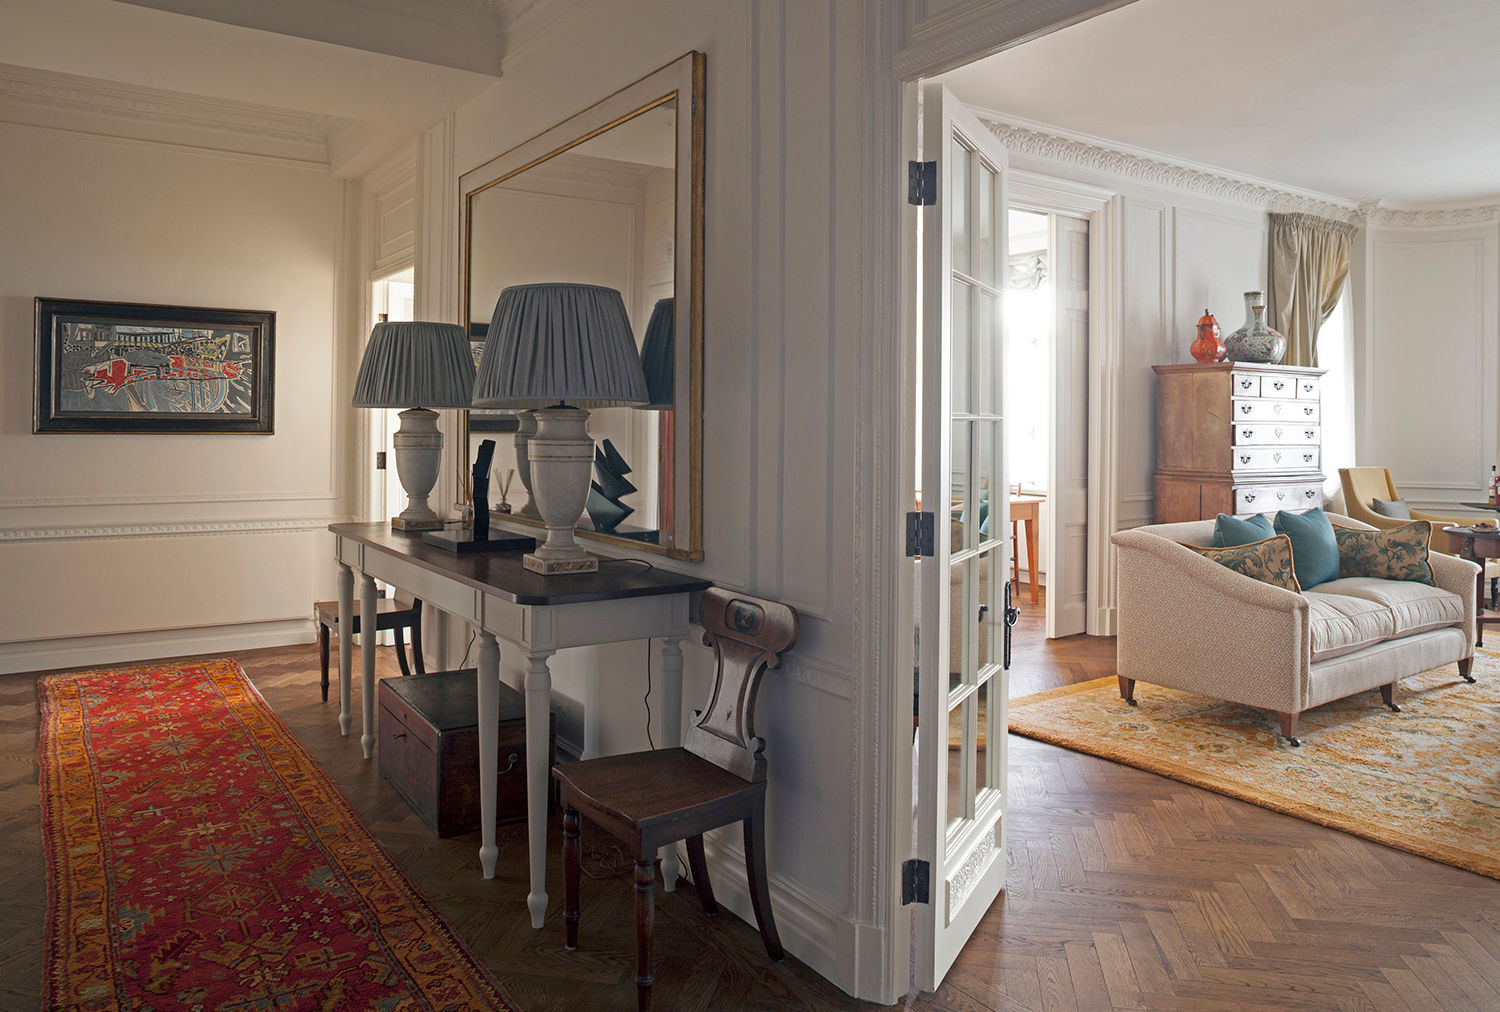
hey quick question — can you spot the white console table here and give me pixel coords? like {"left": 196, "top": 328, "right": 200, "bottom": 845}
{"left": 329, "top": 523, "right": 710, "bottom": 929}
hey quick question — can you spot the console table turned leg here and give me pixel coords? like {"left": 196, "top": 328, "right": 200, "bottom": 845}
{"left": 359, "top": 572, "right": 378, "bottom": 758}
{"left": 525, "top": 650, "right": 555, "bottom": 929}
{"left": 337, "top": 563, "right": 353, "bottom": 736}
{"left": 477, "top": 633, "right": 501, "bottom": 879}
{"left": 658, "top": 634, "right": 684, "bottom": 893}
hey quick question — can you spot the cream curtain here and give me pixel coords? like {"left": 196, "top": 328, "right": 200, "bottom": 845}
{"left": 1268, "top": 212, "right": 1356, "bottom": 367}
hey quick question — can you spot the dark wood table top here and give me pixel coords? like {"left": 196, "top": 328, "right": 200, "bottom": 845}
{"left": 330, "top": 523, "right": 711, "bottom": 607}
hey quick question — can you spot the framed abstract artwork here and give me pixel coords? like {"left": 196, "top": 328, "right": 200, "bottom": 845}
{"left": 34, "top": 297, "right": 274, "bottom": 433}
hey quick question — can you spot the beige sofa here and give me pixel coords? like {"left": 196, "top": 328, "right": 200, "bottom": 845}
{"left": 1111, "top": 513, "right": 1478, "bottom": 745}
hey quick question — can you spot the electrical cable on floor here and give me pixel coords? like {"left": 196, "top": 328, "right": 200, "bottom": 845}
{"left": 643, "top": 637, "right": 656, "bottom": 750}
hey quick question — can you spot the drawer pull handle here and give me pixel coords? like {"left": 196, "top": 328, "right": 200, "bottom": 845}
{"left": 1241, "top": 404, "right": 1252, "bottom": 414}
{"left": 1277, "top": 491, "right": 1286, "bottom": 500}
{"left": 1305, "top": 490, "right": 1317, "bottom": 499}
{"left": 1273, "top": 380, "right": 1286, "bottom": 390}
{"left": 1304, "top": 453, "right": 1313, "bottom": 462}
{"left": 1245, "top": 493, "right": 1257, "bottom": 503}
{"left": 1241, "top": 379, "right": 1252, "bottom": 389}
{"left": 393, "top": 733, "right": 406, "bottom": 740}
{"left": 1240, "top": 454, "right": 1251, "bottom": 464}
{"left": 1304, "top": 407, "right": 1314, "bottom": 416}
{"left": 1275, "top": 427, "right": 1283, "bottom": 437}
{"left": 1274, "top": 452, "right": 1282, "bottom": 463}
{"left": 1273, "top": 403, "right": 1283, "bottom": 414}
{"left": 1305, "top": 430, "right": 1315, "bottom": 438}
{"left": 1244, "top": 428, "right": 1254, "bottom": 438}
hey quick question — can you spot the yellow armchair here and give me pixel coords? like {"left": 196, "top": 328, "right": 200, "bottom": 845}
{"left": 1338, "top": 466, "right": 1496, "bottom": 553}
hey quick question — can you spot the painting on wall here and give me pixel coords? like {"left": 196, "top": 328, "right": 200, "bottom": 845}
{"left": 34, "top": 297, "right": 275, "bottom": 433}
{"left": 466, "top": 335, "right": 519, "bottom": 433}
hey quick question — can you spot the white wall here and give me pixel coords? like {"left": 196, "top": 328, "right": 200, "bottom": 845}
{"left": 1358, "top": 217, "right": 1500, "bottom": 507}
{"left": 438, "top": 0, "right": 868, "bottom": 993}
{"left": 0, "top": 121, "right": 351, "bottom": 672}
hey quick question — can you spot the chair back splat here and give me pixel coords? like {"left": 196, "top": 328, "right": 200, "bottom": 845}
{"left": 687, "top": 589, "right": 800, "bottom": 782}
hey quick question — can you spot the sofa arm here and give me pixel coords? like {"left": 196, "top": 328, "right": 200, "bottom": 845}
{"left": 1429, "top": 549, "right": 1480, "bottom": 652}
{"left": 1111, "top": 529, "right": 1311, "bottom": 714}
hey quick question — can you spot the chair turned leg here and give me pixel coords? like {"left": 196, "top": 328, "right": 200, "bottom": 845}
{"left": 1459, "top": 657, "right": 1477, "bottom": 683}
{"left": 744, "top": 796, "right": 784, "bottom": 962}
{"left": 633, "top": 858, "right": 655, "bottom": 1012}
{"left": 318, "top": 624, "right": 331, "bottom": 703}
{"left": 393, "top": 624, "right": 412, "bottom": 677}
{"left": 1379, "top": 682, "right": 1401, "bottom": 713}
{"left": 1118, "top": 676, "right": 1136, "bottom": 706}
{"left": 1277, "top": 711, "right": 1301, "bottom": 747}
{"left": 685, "top": 835, "right": 718, "bottom": 916}
{"left": 410, "top": 600, "right": 425, "bottom": 675}
{"left": 563, "top": 806, "right": 581, "bottom": 950}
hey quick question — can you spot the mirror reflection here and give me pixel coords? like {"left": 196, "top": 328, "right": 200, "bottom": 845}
{"left": 467, "top": 98, "right": 679, "bottom": 547}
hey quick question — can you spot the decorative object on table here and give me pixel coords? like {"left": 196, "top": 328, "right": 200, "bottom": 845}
{"left": 1189, "top": 308, "right": 1225, "bottom": 363}
{"left": 33, "top": 297, "right": 274, "bottom": 433}
{"left": 422, "top": 440, "right": 537, "bottom": 554}
{"left": 379, "top": 668, "right": 554, "bottom": 837}
{"left": 353, "top": 321, "right": 476, "bottom": 531}
{"left": 1222, "top": 290, "right": 1287, "bottom": 364}
{"left": 472, "top": 283, "right": 649, "bottom": 574}
{"left": 639, "top": 296, "right": 676, "bottom": 408}
{"left": 38, "top": 658, "right": 517, "bottom": 1011}
{"left": 1009, "top": 661, "right": 1500, "bottom": 881}
{"left": 587, "top": 439, "right": 636, "bottom": 533}
{"left": 494, "top": 467, "right": 515, "bottom": 513}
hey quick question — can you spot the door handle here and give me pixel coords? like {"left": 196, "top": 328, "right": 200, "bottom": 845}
{"left": 1002, "top": 582, "right": 1019, "bottom": 668}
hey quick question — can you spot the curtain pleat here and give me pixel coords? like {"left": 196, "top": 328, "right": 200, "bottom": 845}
{"left": 1268, "top": 212, "right": 1355, "bottom": 367}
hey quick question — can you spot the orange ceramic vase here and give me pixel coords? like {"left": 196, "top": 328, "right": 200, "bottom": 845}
{"left": 1190, "top": 308, "right": 1225, "bottom": 363}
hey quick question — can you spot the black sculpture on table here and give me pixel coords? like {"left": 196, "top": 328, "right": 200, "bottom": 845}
{"left": 421, "top": 439, "right": 536, "bottom": 554}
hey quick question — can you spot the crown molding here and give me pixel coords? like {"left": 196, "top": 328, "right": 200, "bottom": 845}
{"left": 1359, "top": 200, "right": 1500, "bottom": 228}
{"left": 0, "top": 62, "right": 348, "bottom": 161}
{"left": 974, "top": 110, "right": 1360, "bottom": 222}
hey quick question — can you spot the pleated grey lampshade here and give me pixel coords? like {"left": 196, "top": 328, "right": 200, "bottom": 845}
{"left": 639, "top": 297, "right": 675, "bottom": 409}
{"left": 472, "top": 283, "right": 649, "bottom": 409}
{"left": 352, "top": 322, "right": 476, "bottom": 408}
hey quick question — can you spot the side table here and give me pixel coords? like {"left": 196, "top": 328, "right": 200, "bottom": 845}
{"left": 1443, "top": 525, "right": 1500, "bottom": 648}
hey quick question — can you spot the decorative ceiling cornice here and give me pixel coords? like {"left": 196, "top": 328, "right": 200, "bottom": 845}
{"left": 975, "top": 111, "right": 1359, "bottom": 222}
{"left": 1359, "top": 200, "right": 1500, "bottom": 227}
{"left": 0, "top": 63, "right": 347, "bottom": 155}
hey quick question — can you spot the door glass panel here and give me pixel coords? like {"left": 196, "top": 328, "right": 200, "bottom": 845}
{"left": 972, "top": 288, "right": 998, "bottom": 416}
{"left": 976, "top": 548, "right": 996, "bottom": 671}
{"left": 951, "top": 137, "right": 970, "bottom": 276}
{"left": 947, "top": 556, "right": 971, "bottom": 695}
{"left": 950, "top": 420, "right": 972, "bottom": 551}
{"left": 974, "top": 680, "right": 990, "bottom": 797}
{"left": 951, "top": 279, "right": 971, "bottom": 415}
{"left": 976, "top": 162, "right": 995, "bottom": 286}
{"left": 947, "top": 696, "right": 972, "bottom": 832}
{"left": 974, "top": 420, "right": 997, "bottom": 546}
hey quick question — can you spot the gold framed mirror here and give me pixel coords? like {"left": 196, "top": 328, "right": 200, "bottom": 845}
{"left": 456, "top": 51, "right": 704, "bottom": 562}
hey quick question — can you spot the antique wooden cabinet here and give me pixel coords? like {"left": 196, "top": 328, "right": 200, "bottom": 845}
{"left": 1153, "top": 362, "right": 1327, "bottom": 523}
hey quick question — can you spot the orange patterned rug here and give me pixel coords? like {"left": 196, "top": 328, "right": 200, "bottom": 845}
{"left": 39, "top": 657, "right": 516, "bottom": 1011}
{"left": 1009, "top": 650, "right": 1500, "bottom": 880}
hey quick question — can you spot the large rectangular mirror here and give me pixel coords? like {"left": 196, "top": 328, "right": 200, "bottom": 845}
{"left": 457, "top": 51, "right": 704, "bottom": 562}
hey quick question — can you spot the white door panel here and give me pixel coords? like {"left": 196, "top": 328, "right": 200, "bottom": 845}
{"left": 1047, "top": 215, "right": 1089, "bottom": 638}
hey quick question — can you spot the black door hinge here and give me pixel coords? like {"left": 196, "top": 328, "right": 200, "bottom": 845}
{"left": 375, "top": 451, "right": 387, "bottom": 470}
{"left": 902, "top": 859, "right": 930, "bottom": 905}
{"left": 908, "top": 160, "right": 937, "bottom": 206}
{"left": 906, "top": 511, "right": 935, "bottom": 557}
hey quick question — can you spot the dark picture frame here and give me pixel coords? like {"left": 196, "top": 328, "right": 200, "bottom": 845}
{"left": 466, "top": 336, "right": 518, "bottom": 433}
{"left": 34, "top": 297, "right": 275, "bottom": 434}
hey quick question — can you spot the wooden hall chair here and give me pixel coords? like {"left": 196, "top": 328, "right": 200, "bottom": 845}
{"left": 552, "top": 588, "right": 800, "bottom": 1012}
{"left": 313, "top": 596, "right": 424, "bottom": 701}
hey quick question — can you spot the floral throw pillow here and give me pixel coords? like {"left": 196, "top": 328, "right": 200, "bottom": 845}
{"left": 1335, "top": 520, "right": 1434, "bottom": 585}
{"left": 1181, "top": 534, "right": 1301, "bottom": 593}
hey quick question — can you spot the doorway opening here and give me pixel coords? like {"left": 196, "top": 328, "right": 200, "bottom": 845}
{"left": 368, "top": 267, "right": 415, "bottom": 524}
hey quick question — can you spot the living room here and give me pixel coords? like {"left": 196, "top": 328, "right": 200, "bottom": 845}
{"left": 2, "top": 0, "right": 1499, "bottom": 1009}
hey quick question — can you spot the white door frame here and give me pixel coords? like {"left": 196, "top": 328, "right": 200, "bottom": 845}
{"left": 1007, "top": 170, "right": 1123, "bottom": 637}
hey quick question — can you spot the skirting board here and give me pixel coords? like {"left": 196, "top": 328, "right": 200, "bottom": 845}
{"left": 0, "top": 618, "right": 315, "bottom": 676}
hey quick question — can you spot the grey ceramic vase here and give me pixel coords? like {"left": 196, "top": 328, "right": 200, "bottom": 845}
{"left": 1223, "top": 291, "right": 1287, "bottom": 364}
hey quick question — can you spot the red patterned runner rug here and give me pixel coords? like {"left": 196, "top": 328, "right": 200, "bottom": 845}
{"left": 39, "top": 657, "right": 517, "bottom": 1011}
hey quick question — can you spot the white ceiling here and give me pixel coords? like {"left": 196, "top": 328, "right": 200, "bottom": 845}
{"left": 936, "top": 0, "right": 1500, "bottom": 206}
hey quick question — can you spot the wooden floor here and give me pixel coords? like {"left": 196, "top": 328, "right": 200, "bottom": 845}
{"left": 3, "top": 586, "right": 1499, "bottom": 1010}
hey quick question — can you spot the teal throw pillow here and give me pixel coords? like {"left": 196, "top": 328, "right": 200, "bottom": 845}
{"left": 1212, "top": 512, "right": 1275, "bottom": 548}
{"left": 1274, "top": 507, "right": 1340, "bottom": 589}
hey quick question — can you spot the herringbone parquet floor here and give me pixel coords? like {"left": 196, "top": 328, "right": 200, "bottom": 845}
{"left": 2, "top": 586, "right": 1499, "bottom": 1010}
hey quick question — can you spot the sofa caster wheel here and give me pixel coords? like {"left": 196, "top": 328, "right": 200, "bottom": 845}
{"left": 1385, "top": 702, "right": 1401, "bottom": 713}
{"left": 1462, "top": 673, "right": 1477, "bottom": 684}
{"left": 1286, "top": 736, "right": 1301, "bottom": 747}
{"left": 1126, "top": 698, "right": 1138, "bottom": 706}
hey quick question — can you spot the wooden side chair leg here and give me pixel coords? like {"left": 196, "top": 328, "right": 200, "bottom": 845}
{"left": 318, "top": 623, "right": 331, "bottom": 703}
{"left": 633, "top": 858, "right": 655, "bottom": 1011}
{"left": 563, "top": 805, "right": 581, "bottom": 950}
{"left": 410, "top": 600, "right": 425, "bottom": 675}
{"left": 1118, "top": 676, "right": 1136, "bottom": 706}
{"left": 743, "top": 797, "right": 784, "bottom": 962}
{"left": 685, "top": 835, "right": 718, "bottom": 915}
{"left": 393, "top": 624, "right": 412, "bottom": 677}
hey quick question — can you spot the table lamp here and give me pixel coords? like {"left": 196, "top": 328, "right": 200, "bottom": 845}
{"left": 638, "top": 296, "right": 675, "bottom": 409}
{"left": 472, "top": 283, "right": 648, "bottom": 574}
{"left": 352, "top": 321, "right": 476, "bottom": 530}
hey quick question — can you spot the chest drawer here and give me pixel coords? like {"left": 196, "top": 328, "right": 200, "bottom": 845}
{"left": 1235, "top": 482, "right": 1324, "bottom": 514}
{"left": 1261, "top": 374, "right": 1297, "bottom": 398}
{"left": 1232, "top": 446, "right": 1320, "bottom": 472}
{"left": 1232, "top": 398, "right": 1320, "bottom": 423}
{"left": 1233, "top": 423, "right": 1320, "bottom": 446}
{"left": 1295, "top": 376, "right": 1321, "bottom": 399}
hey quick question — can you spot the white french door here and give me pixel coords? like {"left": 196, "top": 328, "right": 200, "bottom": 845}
{"left": 1047, "top": 214, "right": 1089, "bottom": 638}
{"left": 914, "top": 84, "right": 1010, "bottom": 990}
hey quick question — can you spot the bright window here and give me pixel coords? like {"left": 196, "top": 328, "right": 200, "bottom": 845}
{"left": 1003, "top": 209, "right": 1051, "bottom": 493}
{"left": 1317, "top": 290, "right": 1353, "bottom": 497}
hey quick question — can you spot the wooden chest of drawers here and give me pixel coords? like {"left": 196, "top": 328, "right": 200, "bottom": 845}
{"left": 1153, "top": 362, "right": 1327, "bottom": 523}
{"left": 378, "top": 669, "right": 554, "bottom": 838}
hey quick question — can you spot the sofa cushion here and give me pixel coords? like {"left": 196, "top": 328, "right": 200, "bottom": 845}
{"left": 1303, "top": 588, "right": 1397, "bottom": 661}
{"left": 1181, "top": 534, "right": 1301, "bottom": 592}
{"left": 1275, "top": 507, "right": 1340, "bottom": 589}
{"left": 1335, "top": 520, "right": 1434, "bottom": 585}
{"left": 1316, "top": 577, "right": 1464, "bottom": 639}
{"left": 1212, "top": 512, "right": 1274, "bottom": 548}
